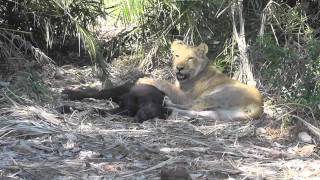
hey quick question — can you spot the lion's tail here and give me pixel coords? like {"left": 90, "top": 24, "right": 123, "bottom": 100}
{"left": 62, "top": 81, "right": 135, "bottom": 103}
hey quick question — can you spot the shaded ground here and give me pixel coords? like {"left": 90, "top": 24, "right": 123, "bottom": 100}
{"left": 1, "top": 64, "right": 319, "bottom": 180}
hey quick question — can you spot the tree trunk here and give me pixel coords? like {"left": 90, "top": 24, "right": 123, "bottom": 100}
{"left": 231, "top": 0, "right": 256, "bottom": 87}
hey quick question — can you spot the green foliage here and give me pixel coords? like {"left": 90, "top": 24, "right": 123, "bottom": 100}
{"left": 256, "top": 33, "right": 320, "bottom": 106}
{"left": 8, "top": 71, "right": 53, "bottom": 103}
{"left": 306, "top": 39, "right": 320, "bottom": 102}
{"left": 28, "top": 72, "right": 50, "bottom": 96}
{"left": 0, "top": 0, "right": 109, "bottom": 61}
{"left": 103, "top": 0, "right": 232, "bottom": 65}
{"left": 212, "top": 56, "right": 230, "bottom": 72}
{"left": 257, "top": 33, "right": 287, "bottom": 64}
{"left": 104, "top": 0, "right": 147, "bottom": 24}
{"left": 308, "top": 39, "right": 320, "bottom": 60}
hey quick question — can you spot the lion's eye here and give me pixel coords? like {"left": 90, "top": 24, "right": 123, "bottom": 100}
{"left": 175, "top": 54, "right": 179, "bottom": 58}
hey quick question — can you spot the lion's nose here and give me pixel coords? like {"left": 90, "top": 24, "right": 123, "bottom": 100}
{"left": 176, "top": 65, "right": 184, "bottom": 71}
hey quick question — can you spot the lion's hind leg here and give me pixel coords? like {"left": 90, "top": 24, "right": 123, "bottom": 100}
{"left": 163, "top": 96, "right": 191, "bottom": 110}
{"left": 168, "top": 107, "right": 219, "bottom": 119}
{"left": 169, "top": 107, "right": 254, "bottom": 121}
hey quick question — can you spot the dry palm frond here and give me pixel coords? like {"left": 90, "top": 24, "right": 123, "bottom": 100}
{"left": 0, "top": 29, "right": 54, "bottom": 79}
{"left": 0, "top": 119, "right": 61, "bottom": 138}
{"left": 0, "top": 29, "right": 53, "bottom": 63}
{"left": 0, "top": 105, "right": 63, "bottom": 138}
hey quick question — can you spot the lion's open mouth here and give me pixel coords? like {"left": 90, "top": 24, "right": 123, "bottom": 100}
{"left": 176, "top": 72, "right": 188, "bottom": 81}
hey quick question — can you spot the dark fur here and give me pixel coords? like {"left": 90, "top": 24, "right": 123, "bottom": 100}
{"left": 61, "top": 83, "right": 171, "bottom": 123}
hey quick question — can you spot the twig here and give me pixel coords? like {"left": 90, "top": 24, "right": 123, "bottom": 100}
{"left": 2, "top": 89, "right": 18, "bottom": 107}
{"left": 121, "top": 157, "right": 178, "bottom": 178}
{"left": 250, "top": 144, "right": 295, "bottom": 159}
{"left": 168, "top": 135, "right": 209, "bottom": 147}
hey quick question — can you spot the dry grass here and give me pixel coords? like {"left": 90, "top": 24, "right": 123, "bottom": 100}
{"left": 0, "top": 64, "right": 319, "bottom": 179}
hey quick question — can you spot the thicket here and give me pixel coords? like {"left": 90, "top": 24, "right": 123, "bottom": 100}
{"left": 0, "top": 0, "right": 319, "bottom": 123}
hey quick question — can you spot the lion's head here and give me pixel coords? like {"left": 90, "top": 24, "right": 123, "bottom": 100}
{"left": 171, "top": 40, "right": 209, "bottom": 82}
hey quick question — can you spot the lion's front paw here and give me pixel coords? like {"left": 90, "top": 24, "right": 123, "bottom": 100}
{"left": 137, "top": 77, "right": 155, "bottom": 85}
{"left": 163, "top": 96, "right": 174, "bottom": 106}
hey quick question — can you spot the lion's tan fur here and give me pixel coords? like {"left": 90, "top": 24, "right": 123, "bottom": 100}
{"left": 138, "top": 40, "right": 263, "bottom": 120}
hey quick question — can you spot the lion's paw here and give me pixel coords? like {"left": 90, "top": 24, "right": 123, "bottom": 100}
{"left": 137, "top": 77, "right": 155, "bottom": 85}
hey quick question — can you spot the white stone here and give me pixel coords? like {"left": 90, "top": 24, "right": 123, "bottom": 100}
{"left": 78, "top": 150, "right": 100, "bottom": 160}
{"left": 256, "top": 127, "right": 267, "bottom": 135}
{"left": 298, "top": 132, "right": 312, "bottom": 143}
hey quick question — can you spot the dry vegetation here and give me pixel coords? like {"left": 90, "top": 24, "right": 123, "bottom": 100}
{"left": 1, "top": 64, "right": 319, "bottom": 179}
{"left": 1, "top": 0, "right": 320, "bottom": 179}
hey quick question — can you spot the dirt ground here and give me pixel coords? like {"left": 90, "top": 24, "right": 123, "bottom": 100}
{"left": 0, "top": 64, "right": 319, "bottom": 180}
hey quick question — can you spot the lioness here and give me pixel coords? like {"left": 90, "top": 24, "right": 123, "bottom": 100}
{"left": 138, "top": 40, "right": 263, "bottom": 121}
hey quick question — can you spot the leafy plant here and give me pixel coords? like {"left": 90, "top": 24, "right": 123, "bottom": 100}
{"left": 0, "top": 0, "right": 110, "bottom": 61}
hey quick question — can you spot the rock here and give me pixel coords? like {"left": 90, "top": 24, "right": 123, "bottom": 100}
{"left": 78, "top": 150, "right": 101, "bottom": 160}
{"left": 160, "top": 166, "right": 192, "bottom": 180}
{"left": 256, "top": 127, "right": 267, "bottom": 135}
{"left": 298, "top": 132, "right": 312, "bottom": 143}
{"left": 294, "top": 144, "right": 316, "bottom": 157}
{"left": 54, "top": 69, "right": 65, "bottom": 79}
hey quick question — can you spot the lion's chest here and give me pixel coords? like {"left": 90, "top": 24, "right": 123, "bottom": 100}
{"left": 181, "top": 80, "right": 213, "bottom": 99}
{"left": 180, "top": 72, "right": 232, "bottom": 100}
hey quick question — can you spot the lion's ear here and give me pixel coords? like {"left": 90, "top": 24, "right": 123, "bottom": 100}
{"left": 171, "top": 40, "right": 184, "bottom": 52}
{"left": 197, "top": 43, "right": 208, "bottom": 55}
